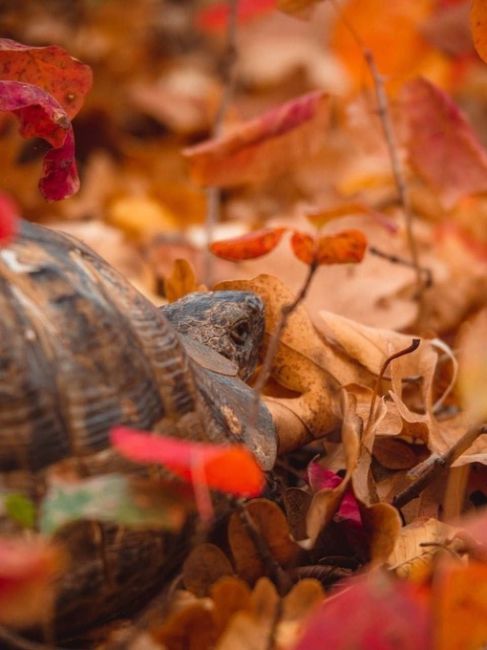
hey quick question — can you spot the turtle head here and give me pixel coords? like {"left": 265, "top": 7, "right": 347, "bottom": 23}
{"left": 162, "top": 291, "right": 265, "bottom": 380}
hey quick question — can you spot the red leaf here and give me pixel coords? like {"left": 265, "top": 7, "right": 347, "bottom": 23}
{"left": 196, "top": 0, "right": 275, "bottom": 31}
{"left": 293, "top": 572, "right": 431, "bottom": 650}
{"left": 0, "top": 192, "right": 19, "bottom": 245}
{"left": 0, "top": 80, "right": 79, "bottom": 200}
{"left": 0, "top": 537, "right": 64, "bottom": 626}
{"left": 400, "top": 77, "right": 487, "bottom": 209}
{"left": 291, "top": 229, "right": 367, "bottom": 265}
{"left": 183, "top": 90, "right": 329, "bottom": 187}
{"left": 110, "top": 427, "right": 264, "bottom": 497}
{"left": 0, "top": 38, "right": 92, "bottom": 119}
{"left": 308, "top": 463, "right": 362, "bottom": 526}
{"left": 210, "top": 227, "right": 287, "bottom": 261}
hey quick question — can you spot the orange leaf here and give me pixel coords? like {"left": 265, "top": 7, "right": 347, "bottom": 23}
{"left": 183, "top": 91, "right": 329, "bottom": 187}
{"left": 0, "top": 537, "right": 64, "bottom": 627}
{"left": 400, "top": 77, "right": 487, "bottom": 210}
{"left": 210, "top": 227, "right": 287, "bottom": 261}
{"left": 291, "top": 229, "right": 367, "bottom": 265}
{"left": 471, "top": 0, "right": 487, "bottom": 64}
{"left": 433, "top": 562, "right": 487, "bottom": 650}
{"left": 330, "top": 0, "right": 434, "bottom": 92}
{"left": 111, "top": 427, "right": 264, "bottom": 497}
{"left": 290, "top": 231, "right": 316, "bottom": 265}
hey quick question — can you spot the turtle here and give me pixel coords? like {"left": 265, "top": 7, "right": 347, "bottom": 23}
{"left": 0, "top": 219, "right": 277, "bottom": 642}
{"left": 0, "top": 219, "right": 276, "bottom": 475}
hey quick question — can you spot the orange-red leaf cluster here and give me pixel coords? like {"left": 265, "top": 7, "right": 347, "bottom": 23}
{"left": 110, "top": 427, "right": 264, "bottom": 497}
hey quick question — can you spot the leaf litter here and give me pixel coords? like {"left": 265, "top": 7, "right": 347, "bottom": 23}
{"left": 0, "top": 1, "right": 487, "bottom": 649}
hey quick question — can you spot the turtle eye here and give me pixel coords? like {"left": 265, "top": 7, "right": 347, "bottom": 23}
{"left": 230, "top": 319, "right": 250, "bottom": 345}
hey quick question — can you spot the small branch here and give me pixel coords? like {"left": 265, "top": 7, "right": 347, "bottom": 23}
{"left": 392, "top": 424, "right": 487, "bottom": 510}
{"left": 369, "top": 246, "right": 432, "bottom": 289}
{"left": 204, "top": 0, "right": 239, "bottom": 286}
{"left": 329, "top": 0, "right": 424, "bottom": 303}
{"left": 250, "top": 261, "right": 318, "bottom": 426}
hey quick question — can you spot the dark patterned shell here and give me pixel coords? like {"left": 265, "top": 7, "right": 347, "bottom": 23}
{"left": 0, "top": 221, "right": 210, "bottom": 472}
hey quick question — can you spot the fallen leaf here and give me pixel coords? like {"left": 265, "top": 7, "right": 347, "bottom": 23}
{"left": 433, "top": 561, "right": 487, "bottom": 650}
{"left": 196, "top": 0, "right": 275, "bottom": 31}
{"left": 456, "top": 308, "right": 487, "bottom": 424}
{"left": 0, "top": 38, "right": 92, "bottom": 118}
{"left": 0, "top": 537, "right": 65, "bottom": 627}
{"left": 0, "top": 191, "right": 18, "bottom": 245}
{"left": 228, "top": 499, "right": 299, "bottom": 583}
{"left": 471, "top": 0, "right": 487, "bottom": 64}
{"left": 164, "top": 258, "right": 202, "bottom": 303}
{"left": 110, "top": 427, "right": 265, "bottom": 497}
{"left": 210, "top": 227, "right": 287, "bottom": 261}
{"left": 401, "top": 77, "right": 487, "bottom": 209}
{"left": 183, "top": 544, "right": 234, "bottom": 597}
{"left": 293, "top": 571, "right": 432, "bottom": 650}
{"left": 183, "top": 90, "right": 329, "bottom": 187}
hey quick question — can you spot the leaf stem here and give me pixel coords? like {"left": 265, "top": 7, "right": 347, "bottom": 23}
{"left": 203, "top": 0, "right": 239, "bottom": 286}
{"left": 329, "top": 0, "right": 424, "bottom": 304}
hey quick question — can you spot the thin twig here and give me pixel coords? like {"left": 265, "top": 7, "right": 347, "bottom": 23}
{"left": 392, "top": 424, "right": 487, "bottom": 509}
{"left": 369, "top": 246, "right": 432, "bottom": 289}
{"left": 204, "top": 0, "right": 239, "bottom": 286}
{"left": 364, "top": 338, "right": 421, "bottom": 436}
{"left": 250, "top": 261, "right": 318, "bottom": 427}
{"left": 329, "top": 0, "right": 424, "bottom": 302}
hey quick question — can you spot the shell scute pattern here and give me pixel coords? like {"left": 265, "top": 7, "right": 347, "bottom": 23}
{"left": 0, "top": 221, "right": 205, "bottom": 472}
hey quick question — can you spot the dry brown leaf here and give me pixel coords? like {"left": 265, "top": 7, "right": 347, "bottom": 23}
{"left": 182, "top": 543, "right": 234, "bottom": 597}
{"left": 210, "top": 577, "right": 252, "bottom": 639}
{"left": 164, "top": 258, "right": 203, "bottom": 303}
{"left": 457, "top": 308, "right": 487, "bottom": 425}
{"left": 228, "top": 499, "right": 299, "bottom": 584}
{"left": 215, "top": 274, "right": 343, "bottom": 447}
{"left": 363, "top": 502, "right": 402, "bottom": 567}
{"left": 216, "top": 578, "right": 279, "bottom": 650}
{"left": 387, "top": 518, "right": 459, "bottom": 579}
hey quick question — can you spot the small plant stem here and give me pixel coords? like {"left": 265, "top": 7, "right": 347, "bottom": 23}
{"left": 250, "top": 261, "right": 318, "bottom": 426}
{"left": 364, "top": 338, "right": 421, "bottom": 436}
{"left": 392, "top": 424, "right": 487, "bottom": 510}
{"left": 329, "top": 0, "right": 424, "bottom": 303}
{"left": 204, "top": 0, "right": 239, "bottom": 286}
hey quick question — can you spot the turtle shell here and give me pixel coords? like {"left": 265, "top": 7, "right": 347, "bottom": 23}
{"left": 0, "top": 220, "right": 208, "bottom": 472}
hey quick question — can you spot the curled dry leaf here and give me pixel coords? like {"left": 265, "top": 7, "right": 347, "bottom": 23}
{"left": 210, "top": 227, "right": 287, "bottom": 261}
{"left": 456, "top": 308, "right": 487, "bottom": 425}
{"left": 164, "top": 258, "right": 202, "bottom": 303}
{"left": 400, "top": 77, "right": 487, "bottom": 210}
{"left": 305, "top": 391, "right": 362, "bottom": 547}
{"left": 183, "top": 90, "right": 329, "bottom": 187}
